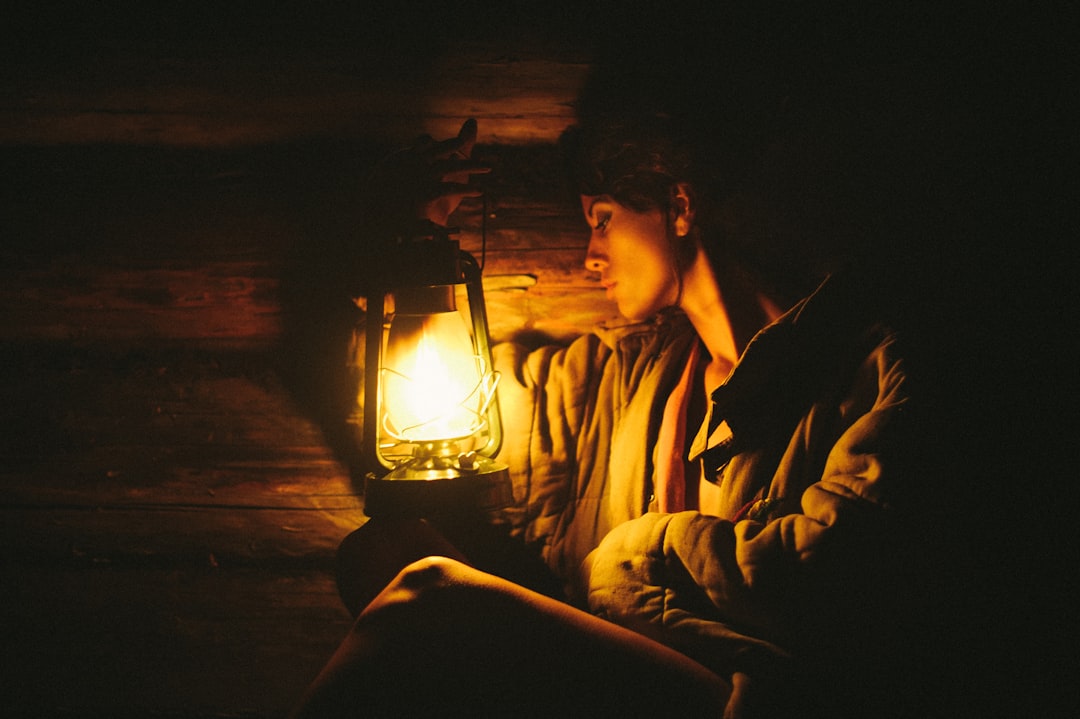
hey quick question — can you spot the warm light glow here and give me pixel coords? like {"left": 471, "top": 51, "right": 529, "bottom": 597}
{"left": 381, "top": 309, "right": 485, "bottom": 447}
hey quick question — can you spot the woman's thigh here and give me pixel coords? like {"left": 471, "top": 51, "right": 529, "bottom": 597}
{"left": 293, "top": 556, "right": 730, "bottom": 717}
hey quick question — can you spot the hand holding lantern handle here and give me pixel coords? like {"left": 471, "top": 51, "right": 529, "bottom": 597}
{"left": 423, "top": 118, "right": 488, "bottom": 227}
{"left": 365, "top": 118, "right": 490, "bottom": 238}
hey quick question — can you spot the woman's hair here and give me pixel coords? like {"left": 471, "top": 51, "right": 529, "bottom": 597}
{"left": 559, "top": 71, "right": 835, "bottom": 305}
{"left": 559, "top": 114, "right": 701, "bottom": 215}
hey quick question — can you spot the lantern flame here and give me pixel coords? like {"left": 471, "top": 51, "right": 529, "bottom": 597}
{"left": 380, "top": 310, "right": 492, "bottom": 447}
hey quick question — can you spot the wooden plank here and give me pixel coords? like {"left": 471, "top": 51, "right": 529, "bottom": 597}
{"left": 0, "top": 260, "right": 283, "bottom": 342}
{"left": 0, "top": 342, "right": 362, "bottom": 504}
{"left": 1, "top": 30, "right": 589, "bottom": 147}
{"left": 2, "top": 505, "right": 362, "bottom": 567}
{"left": 485, "top": 285, "right": 619, "bottom": 345}
{"left": 0, "top": 248, "right": 615, "bottom": 344}
{"left": 1, "top": 454, "right": 362, "bottom": 510}
{"left": 0, "top": 340, "right": 361, "bottom": 716}
{"left": 1, "top": 564, "right": 352, "bottom": 717}
{"left": 2, "top": 142, "right": 614, "bottom": 346}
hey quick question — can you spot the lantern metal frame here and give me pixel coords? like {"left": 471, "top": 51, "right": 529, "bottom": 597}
{"left": 359, "top": 229, "right": 509, "bottom": 518}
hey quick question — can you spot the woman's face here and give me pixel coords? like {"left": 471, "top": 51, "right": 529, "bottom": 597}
{"left": 581, "top": 194, "right": 681, "bottom": 321}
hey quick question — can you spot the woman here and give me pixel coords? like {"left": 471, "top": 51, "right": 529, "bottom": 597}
{"left": 293, "top": 54, "right": 934, "bottom": 717}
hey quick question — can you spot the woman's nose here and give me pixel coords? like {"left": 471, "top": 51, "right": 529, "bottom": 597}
{"left": 584, "top": 241, "right": 607, "bottom": 272}
{"left": 584, "top": 254, "right": 607, "bottom": 273}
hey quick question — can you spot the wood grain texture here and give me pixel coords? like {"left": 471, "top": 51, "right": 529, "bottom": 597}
{"left": 0, "top": 8, "right": 610, "bottom": 715}
{"left": 1, "top": 8, "right": 591, "bottom": 148}
{"left": 0, "top": 341, "right": 363, "bottom": 717}
{"left": 1, "top": 67, "right": 607, "bottom": 719}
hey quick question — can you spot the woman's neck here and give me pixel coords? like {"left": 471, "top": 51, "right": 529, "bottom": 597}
{"left": 678, "top": 245, "right": 784, "bottom": 375}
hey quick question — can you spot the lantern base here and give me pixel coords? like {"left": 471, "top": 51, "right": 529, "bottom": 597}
{"left": 363, "top": 458, "right": 512, "bottom": 519}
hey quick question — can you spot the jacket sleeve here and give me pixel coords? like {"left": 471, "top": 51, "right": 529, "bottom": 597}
{"left": 492, "top": 334, "right": 609, "bottom": 549}
{"left": 583, "top": 335, "right": 912, "bottom": 679}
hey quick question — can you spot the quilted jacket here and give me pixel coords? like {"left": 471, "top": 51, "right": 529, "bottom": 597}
{"left": 493, "top": 273, "right": 920, "bottom": 713}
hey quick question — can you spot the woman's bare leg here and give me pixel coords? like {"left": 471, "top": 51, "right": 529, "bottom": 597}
{"left": 334, "top": 517, "right": 469, "bottom": 616}
{"left": 292, "top": 556, "right": 730, "bottom": 717}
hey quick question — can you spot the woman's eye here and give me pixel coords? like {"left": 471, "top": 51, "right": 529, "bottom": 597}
{"left": 594, "top": 213, "right": 611, "bottom": 232}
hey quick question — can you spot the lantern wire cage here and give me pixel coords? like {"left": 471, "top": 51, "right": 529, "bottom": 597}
{"left": 377, "top": 354, "right": 501, "bottom": 462}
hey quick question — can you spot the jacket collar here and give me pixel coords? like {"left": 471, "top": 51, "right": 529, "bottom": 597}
{"left": 689, "top": 272, "right": 878, "bottom": 478}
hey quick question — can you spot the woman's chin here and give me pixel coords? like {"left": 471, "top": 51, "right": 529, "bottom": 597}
{"left": 619, "top": 308, "right": 650, "bottom": 323}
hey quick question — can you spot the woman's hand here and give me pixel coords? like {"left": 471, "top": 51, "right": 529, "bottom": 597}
{"left": 363, "top": 118, "right": 489, "bottom": 237}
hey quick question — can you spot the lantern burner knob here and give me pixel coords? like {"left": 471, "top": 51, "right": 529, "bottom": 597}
{"left": 415, "top": 439, "right": 462, "bottom": 459}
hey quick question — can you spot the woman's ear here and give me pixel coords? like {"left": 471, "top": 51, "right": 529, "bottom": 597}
{"left": 672, "top": 183, "right": 696, "bottom": 237}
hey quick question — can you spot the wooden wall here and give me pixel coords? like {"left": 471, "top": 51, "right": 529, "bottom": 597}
{"left": 1, "top": 8, "right": 613, "bottom": 717}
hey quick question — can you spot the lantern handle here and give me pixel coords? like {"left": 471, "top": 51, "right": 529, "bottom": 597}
{"left": 460, "top": 250, "right": 502, "bottom": 458}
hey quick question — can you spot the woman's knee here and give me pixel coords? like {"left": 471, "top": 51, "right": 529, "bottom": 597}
{"left": 335, "top": 518, "right": 468, "bottom": 616}
{"left": 397, "top": 554, "right": 470, "bottom": 589}
{"left": 359, "top": 555, "right": 481, "bottom": 620}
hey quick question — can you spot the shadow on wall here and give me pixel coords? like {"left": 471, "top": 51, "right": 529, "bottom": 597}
{"left": 273, "top": 138, "right": 396, "bottom": 492}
